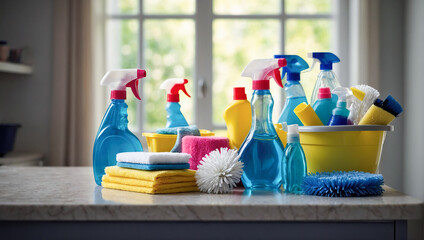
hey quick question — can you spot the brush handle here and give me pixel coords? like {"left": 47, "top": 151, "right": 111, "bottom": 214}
{"left": 358, "top": 105, "right": 395, "bottom": 125}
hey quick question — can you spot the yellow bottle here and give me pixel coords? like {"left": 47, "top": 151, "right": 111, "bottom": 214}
{"left": 223, "top": 87, "right": 252, "bottom": 149}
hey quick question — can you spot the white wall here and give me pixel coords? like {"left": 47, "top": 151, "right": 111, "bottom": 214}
{"left": 404, "top": 0, "right": 424, "bottom": 200}
{"left": 0, "top": 0, "right": 53, "bottom": 158}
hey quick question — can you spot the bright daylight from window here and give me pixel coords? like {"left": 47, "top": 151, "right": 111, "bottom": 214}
{"left": 106, "top": 0, "right": 332, "bottom": 132}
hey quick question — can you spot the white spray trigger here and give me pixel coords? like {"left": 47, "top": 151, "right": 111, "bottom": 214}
{"left": 304, "top": 53, "right": 319, "bottom": 73}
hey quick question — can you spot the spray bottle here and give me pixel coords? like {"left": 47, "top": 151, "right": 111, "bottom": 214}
{"left": 283, "top": 124, "right": 307, "bottom": 194}
{"left": 238, "top": 58, "right": 287, "bottom": 189}
{"left": 274, "top": 55, "right": 309, "bottom": 126}
{"left": 312, "top": 87, "right": 336, "bottom": 125}
{"left": 308, "top": 52, "right": 341, "bottom": 106}
{"left": 93, "top": 69, "right": 146, "bottom": 186}
{"left": 223, "top": 87, "right": 252, "bottom": 150}
{"left": 328, "top": 87, "right": 351, "bottom": 126}
{"left": 160, "top": 78, "right": 191, "bottom": 128}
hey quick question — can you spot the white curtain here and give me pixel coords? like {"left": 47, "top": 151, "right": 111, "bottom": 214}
{"left": 48, "top": 0, "right": 105, "bottom": 166}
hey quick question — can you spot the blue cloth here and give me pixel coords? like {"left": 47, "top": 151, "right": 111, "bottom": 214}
{"left": 117, "top": 162, "right": 190, "bottom": 170}
{"left": 156, "top": 125, "right": 200, "bottom": 135}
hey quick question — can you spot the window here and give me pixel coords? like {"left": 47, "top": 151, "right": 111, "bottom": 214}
{"left": 106, "top": 0, "right": 335, "bottom": 134}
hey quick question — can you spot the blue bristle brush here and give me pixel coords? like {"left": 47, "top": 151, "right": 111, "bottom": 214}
{"left": 301, "top": 171, "right": 384, "bottom": 197}
{"left": 382, "top": 95, "right": 403, "bottom": 117}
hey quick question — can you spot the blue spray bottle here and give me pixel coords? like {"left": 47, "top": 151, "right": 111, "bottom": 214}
{"left": 239, "top": 58, "right": 287, "bottom": 190}
{"left": 308, "top": 52, "right": 341, "bottom": 106}
{"left": 328, "top": 87, "right": 351, "bottom": 126}
{"left": 284, "top": 124, "right": 307, "bottom": 194}
{"left": 160, "top": 78, "right": 191, "bottom": 128}
{"left": 93, "top": 69, "right": 146, "bottom": 186}
{"left": 274, "top": 55, "right": 309, "bottom": 126}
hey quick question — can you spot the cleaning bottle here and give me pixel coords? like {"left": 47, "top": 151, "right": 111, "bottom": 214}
{"left": 283, "top": 124, "right": 307, "bottom": 194}
{"left": 160, "top": 78, "right": 191, "bottom": 128}
{"left": 274, "top": 55, "right": 309, "bottom": 126}
{"left": 328, "top": 87, "right": 351, "bottom": 126}
{"left": 238, "top": 58, "right": 287, "bottom": 189}
{"left": 308, "top": 52, "right": 341, "bottom": 106}
{"left": 93, "top": 69, "right": 146, "bottom": 186}
{"left": 223, "top": 87, "right": 252, "bottom": 149}
{"left": 312, "top": 87, "right": 336, "bottom": 125}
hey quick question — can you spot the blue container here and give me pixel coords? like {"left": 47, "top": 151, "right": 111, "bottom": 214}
{"left": 0, "top": 124, "right": 21, "bottom": 157}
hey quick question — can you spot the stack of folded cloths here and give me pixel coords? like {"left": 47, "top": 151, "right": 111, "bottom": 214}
{"left": 101, "top": 152, "right": 199, "bottom": 194}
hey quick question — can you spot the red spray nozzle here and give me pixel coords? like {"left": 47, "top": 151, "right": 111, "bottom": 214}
{"left": 101, "top": 69, "right": 147, "bottom": 100}
{"left": 160, "top": 78, "right": 191, "bottom": 102}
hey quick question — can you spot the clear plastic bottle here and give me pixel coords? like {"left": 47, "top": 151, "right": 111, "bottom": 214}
{"left": 93, "top": 69, "right": 145, "bottom": 186}
{"left": 238, "top": 58, "right": 286, "bottom": 189}
{"left": 283, "top": 124, "right": 307, "bottom": 194}
{"left": 308, "top": 52, "right": 341, "bottom": 106}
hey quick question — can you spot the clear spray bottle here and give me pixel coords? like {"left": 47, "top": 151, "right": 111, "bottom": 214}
{"left": 238, "top": 58, "right": 287, "bottom": 190}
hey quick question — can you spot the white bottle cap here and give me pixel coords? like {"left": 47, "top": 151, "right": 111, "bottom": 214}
{"left": 287, "top": 124, "right": 299, "bottom": 137}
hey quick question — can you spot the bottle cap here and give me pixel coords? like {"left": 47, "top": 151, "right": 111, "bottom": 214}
{"left": 233, "top": 87, "right": 247, "bottom": 100}
{"left": 287, "top": 124, "right": 299, "bottom": 136}
{"left": 318, "top": 87, "right": 331, "bottom": 99}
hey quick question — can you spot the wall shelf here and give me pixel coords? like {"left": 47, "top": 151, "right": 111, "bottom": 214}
{"left": 0, "top": 62, "right": 33, "bottom": 74}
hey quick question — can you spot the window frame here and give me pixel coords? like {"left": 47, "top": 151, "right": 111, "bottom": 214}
{"left": 106, "top": 0, "right": 343, "bottom": 134}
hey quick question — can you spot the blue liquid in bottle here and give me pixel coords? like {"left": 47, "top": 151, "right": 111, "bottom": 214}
{"left": 278, "top": 81, "right": 308, "bottom": 125}
{"left": 283, "top": 131, "right": 307, "bottom": 194}
{"left": 165, "top": 102, "right": 189, "bottom": 128}
{"left": 93, "top": 99, "right": 143, "bottom": 185}
{"left": 239, "top": 90, "right": 285, "bottom": 189}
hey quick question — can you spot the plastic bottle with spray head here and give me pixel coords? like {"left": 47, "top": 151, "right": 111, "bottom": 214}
{"left": 160, "top": 78, "right": 191, "bottom": 128}
{"left": 308, "top": 52, "right": 341, "bottom": 106}
{"left": 274, "top": 55, "right": 309, "bottom": 126}
{"left": 238, "top": 58, "right": 287, "bottom": 190}
{"left": 93, "top": 69, "right": 146, "bottom": 186}
{"left": 328, "top": 87, "right": 351, "bottom": 126}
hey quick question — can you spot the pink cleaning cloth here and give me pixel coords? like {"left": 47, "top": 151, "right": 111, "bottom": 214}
{"left": 182, "top": 136, "right": 230, "bottom": 170}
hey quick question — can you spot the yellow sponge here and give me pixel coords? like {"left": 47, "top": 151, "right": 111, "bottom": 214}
{"left": 359, "top": 105, "right": 395, "bottom": 125}
{"left": 294, "top": 102, "right": 324, "bottom": 126}
{"left": 351, "top": 87, "right": 366, "bottom": 101}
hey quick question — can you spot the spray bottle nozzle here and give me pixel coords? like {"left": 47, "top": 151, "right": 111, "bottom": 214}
{"left": 101, "top": 69, "right": 146, "bottom": 100}
{"left": 160, "top": 78, "right": 191, "bottom": 102}
{"left": 307, "top": 52, "right": 340, "bottom": 71}
{"left": 241, "top": 58, "right": 287, "bottom": 90}
{"left": 274, "top": 55, "right": 309, "bottom": 81}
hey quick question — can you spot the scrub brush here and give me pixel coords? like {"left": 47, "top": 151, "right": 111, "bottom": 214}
{"left": 353, "top": 85, "right": 380, "bottom": 122}
{"left": 359, "top": 95, "right": 403, "bottom": 125}
{"left": 195, "top": 147, "right": 244, "bottom": 194}
{"left": 302, "top": 171, "right": 384, "bottom": 197}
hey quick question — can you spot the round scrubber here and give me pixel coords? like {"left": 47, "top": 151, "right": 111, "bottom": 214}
{"left": 302, "top": 171, "right": 384, "bottom": 197}
{"left": 182, "top": 136, "right": 230, "bottom": 170}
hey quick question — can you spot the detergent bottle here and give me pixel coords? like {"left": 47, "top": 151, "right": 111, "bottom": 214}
{"left": 312, "top": 87, "right": 336, "bottom": 125}
{"left": 160, "top": 78, "right": 191, "bottom": 128}
{"left": 308, "top": 52, "right": 341, "bottom": 106}
{"left": 328, "top": 87, "right": 351, "bottom": 126}
{"left": 238, "top": 58, "right": 287, "bottom": 189}
{"left": 223, "top": 87, "right": 252, "bottom": 150}
{"left": 93, "top": 69, "right": 146, "bottom": 186}
{"left": 283, "top": 124, "right": 307, "bottom": 194}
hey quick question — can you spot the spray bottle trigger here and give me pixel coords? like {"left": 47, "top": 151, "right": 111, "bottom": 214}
{"left": 170, "top": 79, "right": 191, "bottom": 98}
{"left": 125, "top": 79, "right": 141, "bottom": 100}
{"left": 305, "top": 59, "right": 319, "bottom": 73}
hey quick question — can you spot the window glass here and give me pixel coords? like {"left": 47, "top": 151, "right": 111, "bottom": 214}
{"left": 144, "top": 19, "right": 195, "bottom": 130}
{"left": 214, "top": 0, "right": 281, "bottom": 15}
{"left": 106, "top": 19, "right": 139, "bottom": 129}
{"left": 285, "top": 0, "right": 332, "bottom": 14}
{"left": 143, "top": 0, "right": 195, "bottom": 14}
{"left": 285, "top": 19, "right": 331, "bottom": 101}
{"left": 213, "top": 19, "right": 281, "bottom": 125}
{"left": 107, "top": 0, "right": 139, "bottom": 14}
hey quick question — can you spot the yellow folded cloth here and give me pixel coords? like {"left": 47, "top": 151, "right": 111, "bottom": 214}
{"left": 102, "top": 181, "right": 199, "bottom": 194}
{"left": 102, "top": 175, "right": 197, "bottom": 190}
{"left": 105, "top": 166, "right": 196, "bottom": 184}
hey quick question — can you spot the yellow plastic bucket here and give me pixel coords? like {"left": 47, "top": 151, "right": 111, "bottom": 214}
{"left": 275, "top": 125, "right": 393, "bottom": 173}
{"left": 142, "top": 130, "right": 215, "bottom": 152}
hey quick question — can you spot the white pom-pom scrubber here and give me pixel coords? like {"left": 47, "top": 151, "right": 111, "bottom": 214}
{"left": 195, "top": 147, "right": 244, "bottom": 194}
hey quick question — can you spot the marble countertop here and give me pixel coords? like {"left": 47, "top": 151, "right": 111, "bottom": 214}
{"left": 0, "top": 167, "right": 422, "bottom": 221}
